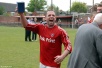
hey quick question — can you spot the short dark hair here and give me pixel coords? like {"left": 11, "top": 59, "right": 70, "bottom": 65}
{"left": 97, "top": 4, "right": 102, "bottom": 7}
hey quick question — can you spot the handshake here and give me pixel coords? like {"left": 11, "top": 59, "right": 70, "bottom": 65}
{"left": 15, "top": 2, "right": 25, "bottom": 13}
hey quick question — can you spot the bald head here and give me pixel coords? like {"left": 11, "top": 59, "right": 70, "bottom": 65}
{"left": 46, "top": 11, "right": 56, "bottom": 17}
{"left": 93, "top": 13, "right": 102, "bottom": 25}
{"left": 45, "top": 11, "right": 56, "bottom": 27}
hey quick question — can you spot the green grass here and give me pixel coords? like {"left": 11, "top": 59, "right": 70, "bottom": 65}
{"left": 0, "top": 26, "right": 77, "bottom": 68}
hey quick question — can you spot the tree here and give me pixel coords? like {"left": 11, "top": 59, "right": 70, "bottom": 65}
{"left": 26, "top": 0, "right": 47, "bottom": 12}
{"left": 0, "top": 6, "right": 5, "bottom": 15}
{"left": 71, "top": 1, "right": 87, "bottom": 13}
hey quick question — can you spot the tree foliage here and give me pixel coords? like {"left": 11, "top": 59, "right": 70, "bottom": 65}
{"left": 26, "top": 0, "right": 47, "bottom": 12}
{"left": 71, "top": 1, "right": 87, "bottom": 13}
{"left": 0, "top": 6, "right": 5, "bottom": 15}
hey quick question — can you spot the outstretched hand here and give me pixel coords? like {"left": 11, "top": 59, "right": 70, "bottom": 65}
{"left": 15, "top": 7, "right": 24, "bottom": 15}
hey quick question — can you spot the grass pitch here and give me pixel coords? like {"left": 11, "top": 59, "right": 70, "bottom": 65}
{"left": 0, "top": 26, "right": 77, "bottom": 68}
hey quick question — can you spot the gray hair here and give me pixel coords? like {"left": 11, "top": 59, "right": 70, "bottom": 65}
{"left": 93, "top": 13, "right": 102, "bottom": 25}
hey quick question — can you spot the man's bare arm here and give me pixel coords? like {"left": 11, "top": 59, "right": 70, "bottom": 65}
{"left": 19, "top": 13, "right": 28, "bottom": 27}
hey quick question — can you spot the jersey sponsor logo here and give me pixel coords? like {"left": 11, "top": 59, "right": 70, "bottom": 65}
{"left": 40, "top": 35, "right": 55, "bottom": 43}
{"left": 40, "top": 36, "right": 45, "bottom": 41}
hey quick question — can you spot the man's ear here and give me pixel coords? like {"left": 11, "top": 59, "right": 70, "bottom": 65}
{"left": 99, "top": 24, "right": 102, "bottom": 29}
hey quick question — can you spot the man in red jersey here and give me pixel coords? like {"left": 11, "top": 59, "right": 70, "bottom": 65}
{"left": 17, "top": 10, "right": 72, "bottom": 68}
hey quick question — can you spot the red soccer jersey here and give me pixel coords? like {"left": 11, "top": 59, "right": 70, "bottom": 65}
{"left": 25, "top": 23, "right": 72, "bottom": 67}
